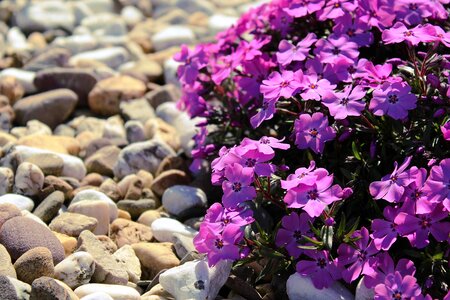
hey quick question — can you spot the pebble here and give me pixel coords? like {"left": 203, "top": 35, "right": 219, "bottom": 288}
{"left": 13, "top": 162, "right": 44, "bottom": 197}
{"left": 162, "top": 185, "right": 207, "bottom": 217}
{"left": 0, "top": 75, "right": 24, "bottom": 105}
{"left": 80, "top": 292, "right": 113, "bottom": 300}
{"left": 68, "top": 200, "right": 110, "bottom": 235}
{"left": 69, "top": 47, "right": 130, "bottom": 69}
{"left": 113, "top": 139, "right": 176, "bottom": 179}
{"left": 120, "top": 98, "right": 155, "bottom": 123}
{"left": 53, "top": 232, "right": 78, "bottom": 257}
{"left": 70, "top": 189, "right": 118, "bottom": 221}
{"left": 54, "top": 251, "right": 96, "bottom": 289}
{"left": 23, "top": 48, "right": 71, "bottom": 72}
{"left": 24, "top": 153, "right": 64, "bottom": 176}
{"left": 112, "top": 245, "right": 141, "bottom": 283}
{"left": 17, "top": 135, "right": 80, "bottom": 155}
{"left": 88, "top": 75, "right": 146, "bottom": 116}
{"left": 0, "top": 275, "right": 31, "bottom": 300}
{"left": 159, "top": 258, "right": 232, "bottom": 300}
{"left": 0, "top": 167, "right": 14, "bottom": 194}
{"left": 84, "top": 145, "right": 121, "bottom": 177}
{"left": 13, "top": 89, "right": 78, "bottom": 129}
{"left": 125, "top": 120, "right": 147, "bottom": 143}
{"left": 52, "top": 34, "right": 98, "bottom": 55}
{"left": 209, "top": 14, "right": 239, "bottom": 34}
{"left": 286, "top": 273, "right": 354, "bottom": 300}
{"left": 33, "top": 191, "right": 64, "bottom": 223}
{"left": 116, "top": 199, "right": 157, "bottom": 220}
{"left": 49, "top": 212, "right": 98, "bottom": 237}
{"left": 152, "top": 26, "right": 195, "bottom": 51}
{"left": 137, "top": 210, "right": 161, "bottom": 227}
{"left": 132, "top": 242, "right": 180, "bottom": 280}
{"left": 172, "top": 232, "right": 196, "bottom": 258}
{"left": 77, "top": 230, "right": 129, "bottom": 285}
{"left": 74, "top": 283, "right": 140, "bottom": 300}
{"left": 144, "top": 118, "right": 181, "bottom": 151}
{"left": 151, "top": 217, "right": 198, "bottom": 242}
{"left": 0, "top": 194, "right": 34, "bottom": 212}
{"left": 355, "top": 278, "right": 374, "bottom": 300}
{"left": 14, "top": 247, "right": 55, "bottom": 285}
{"left": 145, "top": 84, "right": 180, "bottom": 109}
{"left": 30, "top": 277, "right": 78, "bottom": 300}
{"left": 0, "top": 68, "right": 36, "bottom": 94}
{"left": 0, "top": 244, "right": 16, "bottom": 278}
{"left": 110, "top": 218, "right": 153, "bottom": 247}
{"left": 0, "top": 216, "right": 65, "bottom": 263}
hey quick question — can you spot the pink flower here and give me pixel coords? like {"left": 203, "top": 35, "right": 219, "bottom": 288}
{"left": 316, "top": 0, "right": 356, "bottom": 21}
{"left": 356, "top": 0, "right": 395, "bottom": 29}
{"left": 275, "top": 212, "right": 314, "bottom": 258}
{"left": 296, "top": 250, "right": 341, "bottom": 289}
{"left": 370, "top": 206, "right": 401, "bottom": 251}
{"left": 374, "top": 272, "right": 422, "bottom": 300}
{"left": 314, "top": 34, "right": 359, "bottom": 65}
{"left": 283, "top": 0, "right": 325, "bottom": 18}
{"left": 300, "top": 73, "right": 336, "bottom": 101}
{"left": 441, "top": 120, "right": 450, "bottom": 140}
{"left": 422, "top": 158, "right": 450, "bottom": 211}
{"left": 276, "top": 33, "right": 317, "bottom": 66}
{"left": 322, "top": 85, "right": 366, "bottom": 119}
{"left": 382, "top": 22, "right": 437, "bottom": 46}
{"left": 260, "top": 70, "right": 303, "bottom": 101}
{"left": 250, "top": 99, "right": 277, "bottom": 129}
{"left": 369, "top": 81, "right": 417, "bottom": 120}
{"left": 222, "top": 163, "right": 256, "bottom": 208}
{"left": 294, "top": 112, "right": 336, "bottom": 153}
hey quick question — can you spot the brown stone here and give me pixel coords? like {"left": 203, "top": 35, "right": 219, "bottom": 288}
{"left": 151, "top": 170, "right": 189, "bottom": 197}
{"left": 145, "top": 84, "right": 180, "bottom": 109}
{"left": 14, "top": 247, "right": 55, "bottom": 284}
{"left": 132, "top": 242, "right": 179, "bottom": 280}
{"left": 144, "top": 118, "right": 180, "bottom": 151}
{"left": 53, "top": 232, "right": 77, "bottom": 257}
{"left": 17, "top": 135, "right": 80, "bottom": 155}
{"left": 0, "top": 244, "right": 16, "bottom": 278}
{"left": 24, "top": 153, "right": 64, "bottom": 176}
{"left": 110, "top": 218, "right": 153, "bottom": 248}
{"left": 137, "top": 210, "right": 161, "bottom": 227}
{"left": 44, "top": 176, "right": 74, "bottom": 200}
{"left": 85, "top": 145, "right": 121, "bottom": 177}
{"left": 80, "top": 173, "right": 104, "bottom": 187}
{"left": 49, "top": 212, "right": 98, "bottom": 237}
{"left": 0, "top": 203, "right": 21, "bottom": 230}
{"left": 0, "top": 76, "right": 24, "bottom": 105}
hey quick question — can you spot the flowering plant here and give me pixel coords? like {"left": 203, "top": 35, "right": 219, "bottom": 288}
{"left": 176, "top": 0, "right": 450, "bottom": 298}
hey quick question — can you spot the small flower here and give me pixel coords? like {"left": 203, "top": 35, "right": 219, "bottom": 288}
{"left": 203, "top": 203, "right": 254, "bottom": 233}
{"left": 250, "top": 99, "right": 277, "bottom": 129}
{"left": 337, "top": 227, "right": 379, "bottom": 283}
{"left": 333, "top": 13, "right": 374, "bottom": 47}
{"left": 381, "top": 22, "right": 437, "bottom": 45}
{"left": 300, "top": 73, "right": 336, "bottom": 101}
{"left": 314, "top": 34, "right": 359, "bottom": 65}
{"left": 294, "top": 112, "right": 336, "bottom": 153}
{"left": 296, "top": 250, "right": 341, "bottom": 289}
{"left": 441, "top": 120, "right": 450, "bottom": 141}
{"left": 260, "top": 70, "right": 303, "bottom": 101}
{"left": 283, "top": 0, "right": 325, "bottom": 18}
{"left": 275, "top": 212, "right": 313, "bottom": 258}
{"left": 371, "top": 206, "right": 400, "bottom": 250}
{"left": 422, "top": 158, "right": 450, "bottom": 211}
{"left": 369, "top": 81, "right": 417, "bottom": 120}
{"left": 322, "top": 85, "right": 366, "bottom": 119}
{"left": 276, "top": 33, "right": 317, "bottom": 66}
{"left": 222, "top": 163, "right": 256, "bottom": 208}
{"left": 374, "top": 272, "right": 421, "bottom": 300}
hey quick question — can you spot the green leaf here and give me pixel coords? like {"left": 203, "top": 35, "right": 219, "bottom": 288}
{"left": 352, "top": 141, "right": 362, "bottom": 160}
{"left": 321, "top": 225, "right": 334, "bottom": 250}
{"left": 301, "top": 235, "right": 324, "bottom": 246}
{"left": 298, "top": 245, "right": 319, "bottom": 250}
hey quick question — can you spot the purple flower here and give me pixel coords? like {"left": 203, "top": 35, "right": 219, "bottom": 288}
{"left": 194, "top": 225, "right": 244, "bottom": 267}
{"left": 296, "top": 250, "right": 341, "bottom": 289}
{"left": 203, "top": 203, "right": 254, "bottom": 233}
{"left": 250, "top": 99, "right": 277, "bottom": 129}
{"left": 422, "top": 158, "right": 450, "bottom": 212}
{"left": 356, "top": 0, "right": 395, "bottom": 29}
{"left": 395, "top": 204, "right": 450, "bottom": 248}
{"left": 305, "top": 58, "right": 337, "bottom": 83}
{"left": 361, "top": 61, "right": 402, "bottom": 88}
{"left": 174, "top": 44, "right": 207, "bottom": 85}
{"left": 222, "top": 163, "right": 256, "bottom": 208}
{"left": 283, "top": 0, "right": 325, "bottom": 18}
{"left": 374, "top": 272, "right": 421, "bottom": 300}
{"left": 300, "top": 73, "right": 336, "bottom": 101}
{"left": 369, "top": 156, "right": 417, "bottom": 202}
{"left": 382, "top": 22, "right": 437, "bottom": 46}
{"left": 276, "top": 33, "right": 317, "bottom": 66}
{"left": 403, "top": 167, "right": 435, "bottom": 214}
{"left": 275, "top": 212, "right": 313, "bottom": 258}
{"left": 314, "top": 34, "right": 359, "bottom": 65}
{"left": 322, "top": 85, "right": 366, "bottom": 119}
{"left": 369, "top": 81, "right": 417, "bottom": 120}
{"left": 370, "top": 206, "right": 401, "bottom": 250}
{"left": 395, "top": 0, "right": 434, "bottom": 26}
{"left": 281, "top": 161, "right": 327, "bottom": 190}
{"left": 241, "top": 136, "right": 290, "bottom": 156}
{"left": 234, "top": 146, "right": 276, "bottom": 176}
{"left": 317, "top": 0, "right": 356, "bottom": 21}
{"left": 260, "top": 70, "right": 303, "bottom": 101}
{"left": 294, "top": 112, "right": 336, "bottom": 153}
{"left": 441, "top": 120, "right": 450, "bottom": 141}
{"left": 333, "top": 13, "right": 374, "bottom": 47}
{"left": 337, "top": 227, "right": 379, "bottom": 283}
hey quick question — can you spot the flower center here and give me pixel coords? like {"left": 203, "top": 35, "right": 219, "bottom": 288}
{"left": 347, "top": 29, "right": 355, "bottom": 37}
{"left": 388, "top": 94, "right": 399, "bottom": 104}
{"left": 222, "top": 217, "right": 231, "bottom": 225}
{"left": 390, "top": 175, "right": 398, "bottom": 182}
{"left": 215, "top": 239, "right": 224, "bottom": 249}
{"left": 358, "top": 250, "right": 367, "bottom": 261}
{"left": 307, "top": 189, "right": 319, "bottom": 200}
{"left": 403, "top": 30, "right": 414, "bottom": 37}
{"left": 232, "top": 182, "right": 242, "bottom": 192}
{"left": 310, "top": 83, "right": 317, "bottom": 89}
{"left": 419, "top": 216, "right": 431, "bottom": 229}
{"left": 293, "top": 230, "right": 302, "bottom": 240}
{"left": 332, "top": 47, "right": 340, "bottom": 55}
{"left": 392, "top": 291, "right": 402, "bottom": 299}
{"left": 411, "top": 189, "right": 422, "bottom": 200}
{"left": 245, "top": 158, "right": 256, "bottom": 167}
{"left": 280, "top": 81, "right": 289, "bottom": 88}
{"left": 317, "top": 258, "right": 327, "bottom": 268}
{"left": 390, "top": 222, "right": 397, "bottom": 232}
{"left": 347, "top": 65, "right": 356, "bottom": 74}
{"left": 340, "top": 98, "right": 349, "bottom": 105}
{"left": 334, "top": 2, "right": 340, "bottom": 8}
{"left": 260, "top": 137, "right": 270, "bottom": 144}
{"left": 409, "top": 3, "right": 418, "bottom": 10}
{"left": 309, "top": 128, "right": 319, "bottom": 137}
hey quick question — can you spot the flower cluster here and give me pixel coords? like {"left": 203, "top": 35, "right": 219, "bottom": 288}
{"left": 178, "top": 0, "right": 450, "bottom": 298}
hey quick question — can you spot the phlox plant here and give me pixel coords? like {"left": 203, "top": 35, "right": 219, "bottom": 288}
{"left": 175, "top": 0, "right": 450, "bottom": 298}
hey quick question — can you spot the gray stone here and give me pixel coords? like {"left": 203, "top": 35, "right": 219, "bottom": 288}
{"left": 145, "top": 84, "right": 180, "bottom": 109}
{"left": 24, "top": 153, "right": 64, "bottom": 176}
{"left": 151, "top": 218, "right": 197, "bottom": 243}
{"left": 85, "top": 145, "right": 121, "bottom": 177}
{"left": 116, "top": 199, "right": 157, "bottom": 220}
{"left": 355, "top": 278, "right": 374, "bottom": 300}
{"left": 0, "top": 167, "right": 14, "bottom": 195}
{"left": 162, "top": 185, "right": 207, "bottom": 218}
{"left": 286, "top": 273, "right": 354, "bottom": 300}
{"left": 172, "top": 233, "right": 195, "bottom": 259}
{"left": 54, "top": 251, "right": 95, "bottom": 289}
{"left": 82, "top": 13, "right": 127, "bottom": 37}
{"left": 77, "top": 230, "right": 129, "bottom": 285}
{"left": 52, "top": 35, "right": 98, "bottom": 55}
{"left": 113, "top": 139, "right": 176, "bottom": 179}
{"left": 152, "top": 26, "right": 195, "bottom": 51}
{"left": 0, "top": 275, "right": 31, "bottom": 300}
{"left": 23, "top": 48, "right": 71, "bottom": 72}
{"left": 113, "top": 245, "right": 141, "bottom": 283}
{"left": 14, "top": 162, "right": 44, "bottom": 197}
{"left": 159, "top": 258, "right": 232, "bottom": 300}
{"left": 69, "top": 47, "right": 129, "bottom": 69}
{"left": 13, "top": 89, "right": 78, "bottom": 129}
{"left": 120, "top": 98, "right": 155, "bottom": 123}
{"left": 33, "top": 191, "right": 65, "bottom": 223}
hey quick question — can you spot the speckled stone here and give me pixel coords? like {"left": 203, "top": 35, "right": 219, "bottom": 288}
{"left": 14, "top": 247, "right": 55, "bottom": 285}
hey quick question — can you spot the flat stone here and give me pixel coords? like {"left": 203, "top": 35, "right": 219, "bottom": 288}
{"left": 34, "top": 68, "right": 99, "bottom": 106}
{"left": 13, "top": 89, "right": 78, "bottom": 129}
{"left": 0, "top": 244, "right": 16, "bottom": 278}
{"left": 159, "top": 258, "right": 232, "bottom": 300}
{"left": 125, "top": 120, "right": 147, "bottom": 143}
{"left": 54, "top": 251, "right": 95, "bottom": 289}
{"left": 77, "top": 230, "right": 129, "bottom": 285}
{"left": 88, "top": 75, "right": 146, "bottom": 117}
{"left": 286, "top": 273, "right": 354, "bottom": 300}
{"left": 120, "top": 98, "right": 155, "bottom": 124}
{"left": 0, "top": 216, "right": 65, "bottom": 264}
{"left": 14, "top": 162, "right": 44, "bottom": 197}
{"left": 23, "top": 48, "right": 71, "bottom": 72}
{"left": 113, "top": 139, "right": 175, "bottom": 179}
{"left": 116, "top": 199, "right": 157, "bottom": 220}
{"left": 152, "top": 172, "right": 189, "bottom": 197}
{"left": 151, "top": 26, "right": 195, "bottom": 51}
{"left": 49, "top": 212, "right": 98, "bottom": 237}
{"left": 69, "top": 47, "right": 129, "bottom": 69}
{"left": 70, "top": 189, "right": 118, "bottom": 222}
{"left": 85, "top": 145, "right": 121, "bottom": 177}
{"left": 30, "top": 277, "right": 78, "bottom": 300}
{"left": 113, "top": 245, "right": 141, "bottom": 283}
{"left": 14, "top": 247, "right": 55, "bottom": 285}
{"left": 110, "top": 218, "right": 153, "bottom": 248}
{"left": 151, "top": 217, "right": 197, "bottom": 243}
{"left": 132, "top": 242, "right": 180, "bottom": 280}
{"left": 17, "top": 135, "right": 80, "bottom": 155}
{"left": 0, "top": 195, "right": 34, "bottom": 212}
{"left": 0, "top": 275, "right": 31, "bottom": 300}
{"left": 24, "top": 153, "right": 64, "bottom": 176}
{"left": 33, "top": 191, "right": 65, "bottom": 223}
{"left": 74, "top": 284, "right": 140, "bottom": 300}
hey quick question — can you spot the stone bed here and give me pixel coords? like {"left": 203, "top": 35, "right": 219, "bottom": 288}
{"left": 0, "top": 0, "right": 269, "bottom": 299}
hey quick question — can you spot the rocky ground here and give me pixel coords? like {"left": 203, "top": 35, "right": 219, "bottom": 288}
{"left": 0, "top": 0, "right": 271, "bottom": 299}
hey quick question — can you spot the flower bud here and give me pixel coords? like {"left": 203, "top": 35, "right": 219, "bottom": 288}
{"left": 341, "top": 187, "right": 353, "bottom": 199}
{"left": 325, "top": 217, "right": 335, "bottom": 226}
{"left": 416, "top": 146, "right": 425, "bottom": 154}
{"left": 433, "top": 108, "right": 446, "bottom": 118}
{"left": 338, "top": 128, "right": 353, "bottom": 142}
{"left": 426, "top": 74, "right": 440, "bottom": 88}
